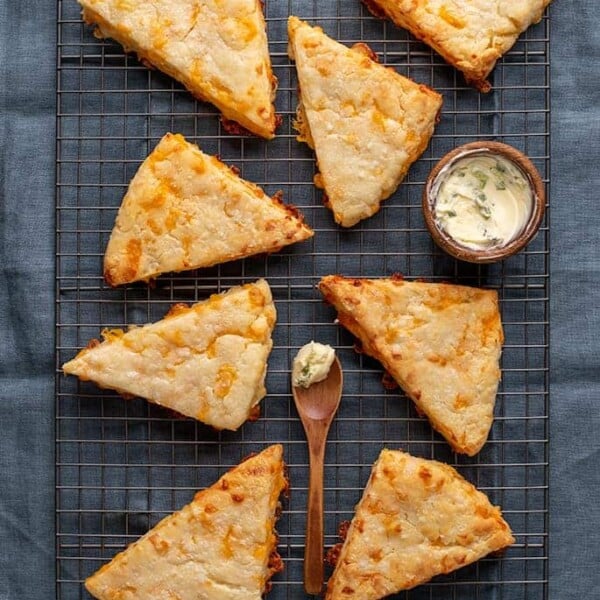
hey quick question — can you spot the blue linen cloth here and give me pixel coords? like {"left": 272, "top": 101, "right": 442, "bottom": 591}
{"left": 0, "top": 1, "right": 56, "bottom": 597}
{"left": 549, "top": 1, "right": 600, "bottom": 597}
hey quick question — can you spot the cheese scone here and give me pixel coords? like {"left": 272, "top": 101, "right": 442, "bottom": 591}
{"left": 326, "top": 449, "right": 514, "bottom": 599}
{"left": 86, "top": 444, "right": 287, "bottom": 600}
{"left": 319, "top": 275, "right": 503, "bottom": 455}
{"left": 78, "top": 0, "right": 278, "bottom": 138}
{"left": 104, "top": 133, "right": 313, "bottom": 286}
{"left": 363, "top": 0, "right": 552, "bottom": 91}
{"left": 288, "top": 16, "right": 442, "bottom": 228}
{"left": 63, "top": 279, "right": 275, "bottom": 430}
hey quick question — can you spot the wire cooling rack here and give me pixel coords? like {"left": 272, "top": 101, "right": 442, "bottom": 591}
{"left": 56, "top": 1, "right": 550, "bottom": 598}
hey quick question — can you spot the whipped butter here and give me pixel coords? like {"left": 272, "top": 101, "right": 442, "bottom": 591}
{"left": 433, "top": 152, "right": 533, "bottom": 250}
{"left": 292, "top": 342, "right": 336, "bottom": 388}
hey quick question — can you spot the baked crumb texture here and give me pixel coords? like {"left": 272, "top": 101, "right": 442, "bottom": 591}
{"left": 319, "top": 275, "right": 503, "bottom": 455}
{"left": 326, "top": 449, "right": 515, "bottom": 599}
{"left": 288, "top": 16, "right": 442, "bottom": 227}
{"left": 85, "top": 444, "right": 287, "bottom": 600}
{"left": 63, "top": 279, "right": 276, "bottom": 430}
{"left": 78, "top": 0, "right": 278, "bottom": 137}
{"left": 104, "top": 133, "right": 313, "bottom": 286}
{"left": 362, "top": 0, "right": 553, "bottom": 91}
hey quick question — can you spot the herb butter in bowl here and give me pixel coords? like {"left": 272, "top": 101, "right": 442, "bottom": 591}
{"left": 423, "top": 142, "right": 545, "bottom": 263}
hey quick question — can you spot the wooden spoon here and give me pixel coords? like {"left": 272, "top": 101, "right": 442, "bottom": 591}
{"left": 292, "top": 356, "right": 343, "bottom": 595}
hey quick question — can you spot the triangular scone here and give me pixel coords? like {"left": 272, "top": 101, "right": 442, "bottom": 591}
{"left": 319, "top": 276, "right": 503, "bottom": 455}
{"left": 104, "top": 133, "right": 313, "bottom": 286}
{"left": 63, "top": 279, "right": 275, "bottom": 430}
{"left": 326, "top": 449, "right": 514, "bottom": 599}
{"left": 85, "top": 444, "right": 287, "bottom": 600}
{"left": 363, "top": 0, "right": 552, "bottom": 91}
{"left": 288, "top": 17, "right": 442, "bottom": 227}
{"left": 78, "top": 0, "right": 278, "bottom": 138}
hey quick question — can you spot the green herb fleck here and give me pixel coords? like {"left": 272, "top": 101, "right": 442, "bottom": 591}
{"left": 478, "top": 205, "right": 492, "bottom": 219}
{"left": 471, "top": 169, "right": 488, "bottom": 189}
{"left": 495, "top": 161, "right": 506, "bottom": 173}
{"left": 495, "top": 179, "right": 506, "bottom": 190}
{"left": 475, "top": 194, "right": 491, "bottom": 219}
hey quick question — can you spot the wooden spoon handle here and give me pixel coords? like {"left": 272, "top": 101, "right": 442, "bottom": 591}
{"left": 304, "top": 441, "right": 325, "bottom": 595}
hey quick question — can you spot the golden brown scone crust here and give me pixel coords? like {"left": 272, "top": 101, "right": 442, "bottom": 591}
{"left": 78, "top": 0, "right": 278, "bottom": 137}
{"left": 363, "top": 0, "right": 552, "bottom": 91}
{"left": 288, "top": 16, "right": 442, "bottom": 227}
{"left": 104, "top": 133, "right": 313, "bottom": 286}
{"left": 63, "top": 279, "right": 276, "bottom": 430}
{"left": 85, "top": 444, "right": 287, "bottom": 600}
{"left": 325, "top": 449, "right": 515, "bottom": 599}
{"left": 319, "top": 276, "right": 503, "bottom": 455}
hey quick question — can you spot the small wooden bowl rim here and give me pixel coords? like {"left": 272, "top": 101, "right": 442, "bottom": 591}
{"left": 422, "top": 141, "right": 546, "bottom": 264}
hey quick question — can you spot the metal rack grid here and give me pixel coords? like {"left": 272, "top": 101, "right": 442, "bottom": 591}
{"left": 56, "top": 0, "right": 550, "bottom": 598}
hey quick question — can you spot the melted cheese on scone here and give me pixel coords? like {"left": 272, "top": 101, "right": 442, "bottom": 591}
{"left": 364, "top": 0, "right": 552, "bottom": 91}
{"left": 288, "top": 16, "right": 442, "bottom": 227}
{"left": 63, "top": 279, "right": 276, "bottom": 430}
{"left": 85, "top": 444, "right": 287, "bottom": 600}
{"left": 319, "top": 276, "right": 503, "bottom": 455}
{"left": 78, "top": 0, "right": 278, "bottom": 138}
{"left": 325, "top": 450, "right": 515, "bottom": 600}
{"left": 104, "top": 133, "right": 313, "bottom": 286}
{"left": 326, "top": 449, "right": 514, "bottom": 599}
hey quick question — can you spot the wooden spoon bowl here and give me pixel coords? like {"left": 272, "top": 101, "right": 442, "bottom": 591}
{"left": 292, "top": 356, "right": 343, "bottom": 595}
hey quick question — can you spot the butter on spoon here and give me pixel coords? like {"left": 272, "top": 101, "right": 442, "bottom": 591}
{"left": 292, "top": 341, "right": 336, "bottom": 388}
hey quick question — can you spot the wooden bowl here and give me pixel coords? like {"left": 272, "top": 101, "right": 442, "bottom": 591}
{"left": 422, "top": 141, "right": 546, "bottom": 263}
